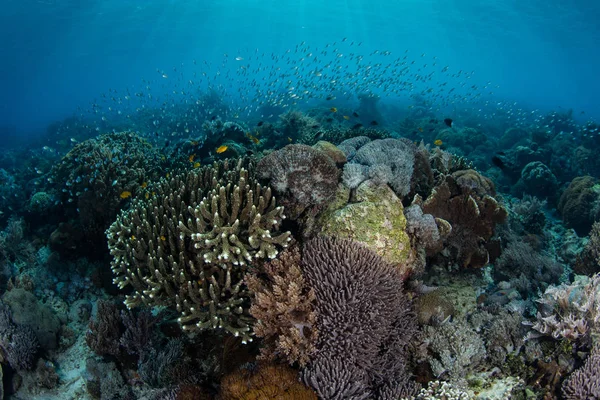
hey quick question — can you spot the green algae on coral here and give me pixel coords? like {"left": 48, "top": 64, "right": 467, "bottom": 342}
{"left": 320, "top": 179, "right": 413, "bottom": 275}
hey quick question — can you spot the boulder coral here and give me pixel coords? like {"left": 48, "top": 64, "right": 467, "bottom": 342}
{"left": 320, "top": 179, "right": 414, "bottom": 277}
{"left": 558, "top": 175, "right": 600, "bottom": 236}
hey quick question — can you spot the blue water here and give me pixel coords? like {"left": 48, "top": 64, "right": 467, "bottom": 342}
{"left": 1, "top": 0, "right": 599, "bottom": 140}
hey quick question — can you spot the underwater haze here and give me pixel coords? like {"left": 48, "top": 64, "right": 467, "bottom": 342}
{"left": 1, "top": 0, "right": 600, "bottom": 139}
{"left": 4, "top": 1, "right": 600, "bottom": 399}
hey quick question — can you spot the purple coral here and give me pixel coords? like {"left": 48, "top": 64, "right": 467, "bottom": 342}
{"left": 0, "top": 303, "right": 39, "bottom": 370}
{"left": 562, "top": 345, "right": 600, "bottom": 399}
{"left": 301, "top": 237, "right": 418, "bottom": 399}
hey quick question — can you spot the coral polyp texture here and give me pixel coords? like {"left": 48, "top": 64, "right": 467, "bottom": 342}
{"left": 257, "top": 143, "right": 339, "bottom": 220}
{"left": 106, "top": 158, "right": 291, "bottom": 342}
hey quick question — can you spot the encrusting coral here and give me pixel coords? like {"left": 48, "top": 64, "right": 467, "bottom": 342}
{"left": 107, "top": 158, "right": 291, "bottom": 342}
{"left": 245, "top": 245, "right": 318, "bottom": 367}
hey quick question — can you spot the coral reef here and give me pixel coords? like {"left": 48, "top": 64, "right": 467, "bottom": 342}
{"left": 107, "top": 158, "right": 291, "bottom": 342}
{"left": 245, "top": 246, "right": 318, "bottom": 367}
{"left": 562, "top": 344, "right": 600, "bottom": 399}
{"left": 340, "top": 137, "right": 416, "bottom": 198}
{"left": 301, "top": 237, "right": 419, "bottom": 399}
{"left": 558, "top": 175, "right": 600, "bottom": 236}
{"left": 525, "top": 273, "right": 600, "bottom": 344}
{"left": 320, "top": 179, "right": 415, "bottom": 277}
{"left": 423, "top": 319, "right": 486, "bottom": 381}
{"left": 422, "top": 169, "right": 507, "bottom": 269}
{"left": 0, "top": 302, "right": 39, "bottom": 370}
{"left": 49, "top": 131, "right": 164, "bottom": 256}
{"left": 220, "top": 362, "right": 317, "bottom": 400}
{"left": 513, "top": 161, "right": 558, "bottom": 200}
{"left": 256, "top": 143, "right": 339, "bottom": 220}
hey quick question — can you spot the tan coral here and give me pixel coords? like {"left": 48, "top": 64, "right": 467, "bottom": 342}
{"left": 107, "top": 158, "right": 291, "bottom": 342}
{"left": 245, "top": 246, "right": 318, "bottom": 367}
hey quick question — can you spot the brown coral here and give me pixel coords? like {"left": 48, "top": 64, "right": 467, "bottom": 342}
{"left": 558, "top": 175, "right": 600, "bottom": 236}
{"left": 219, "top": 363, "right": 317, "bottom": 400}
{"left": 422, "top": 170, "right": 507, "bottom": 269}
{"left": 245, "top": 246, "right": 318, "bottom": 367}
{"left": 257, "top": 144, "right": 339, "bottom": 220}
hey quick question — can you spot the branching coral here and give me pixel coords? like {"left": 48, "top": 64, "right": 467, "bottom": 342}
{"left": 525, "top": 273, "right": 600, "bottom": 344}
{"left": 107, "top": 158, "right": 291, "bottom": 342}
{"left": 300, "top": 237, "right": 419, "bottom": 399}
{"left": 257, "top": 144, "right": 339, "bottom": 220}
{"left": 562, "top": 344, "right": 600, "bottom": 399}
{"left": 245, "top": 246, "right": 318, "bottom": 367}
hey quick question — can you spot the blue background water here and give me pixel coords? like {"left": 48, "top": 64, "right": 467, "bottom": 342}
{"left": 1, "top": 0, "right": 599, "bottom": 139}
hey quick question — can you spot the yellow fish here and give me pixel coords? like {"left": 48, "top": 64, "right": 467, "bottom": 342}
{"left": 287, "top": 137, "right": 293, "bottom": 142}
{"left": 246, "top": 132, "right": 260, "bottom": 144}
{"left": 343, "top": 115, "right": 350, "bottom": 120}
{"left": 330, "top": 107, "right": 338, "bottom": 113}
{"left": 141, "top": 182, "right": 147, "bottom": 188}
{"left": 216, "top": 145, "right": 228, "bottom": 154}
{"left": 193, "top": 162, "right": 201, "bottom": 168}
{"left": 188, "top": 153, "right": 196, "bottom": 163}
{"left": 120, "top": 191, "right": 132, "bottom": 199}
{"left": 160, "top": 235, "right": 166, "bottom": 241}
{"left": 130, "top": 235, "right": 136, "bottom": 241}
{"left": 145, "top": 192, "right": 150, "bottom": 199}
{"left": 434, "top": 139, "right": 443, "bottom": 146}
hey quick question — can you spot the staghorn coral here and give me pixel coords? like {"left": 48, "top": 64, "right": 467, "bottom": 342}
{"left": 562, "top": 344, "right": 600, "bottom": 399}
{"left": 422, "top": 170, "right": 507, "bottom": 269}
{"left": 301, "top": 237, "right": 419, "bottom": 399}
{"left": 107, "top": 158, "right": 291, "bottom": 342}
{"left": 219, "top": 362, "right": 317, "bottom": 400}
{"left": 257, "top": 144, "right": 339, "bottom": 220}
{"left": 525, "top": 273, "right": 600, "bottom": 344}
{"left": 245, "top": 246, "right": 318, "bottom": 367}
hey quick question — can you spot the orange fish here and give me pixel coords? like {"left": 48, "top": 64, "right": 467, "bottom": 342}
{"left": 216, "top": 145, "right": 228, "bottom": 154}
{"left": 188, "top": 153, "right": 196, "bottom": 163}
{"left": 120, "top": 191, "right": 132, "bottom": 199}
